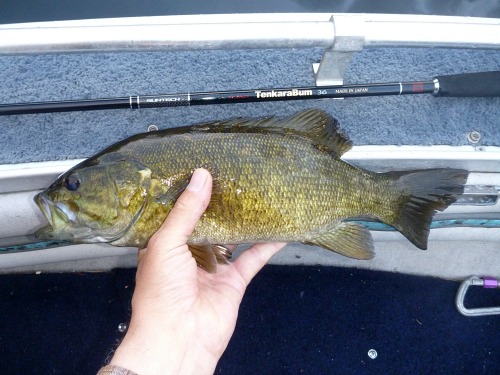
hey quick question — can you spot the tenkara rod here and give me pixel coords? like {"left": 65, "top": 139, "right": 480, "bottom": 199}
{"left": 0, "top": 71, "right": 498, "bottom": 116}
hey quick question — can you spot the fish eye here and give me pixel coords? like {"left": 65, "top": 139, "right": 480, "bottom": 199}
{"left": 64, "top": 175, "right": 81, "bottom": 191}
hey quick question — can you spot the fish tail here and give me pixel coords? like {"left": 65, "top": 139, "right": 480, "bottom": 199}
{"left": 380, "top": 168, "right": 468, "bottom": 249}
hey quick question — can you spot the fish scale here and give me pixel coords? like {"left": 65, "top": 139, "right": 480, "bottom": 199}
{"left": 114, "top": 132, "right": 372, "bottom": 244}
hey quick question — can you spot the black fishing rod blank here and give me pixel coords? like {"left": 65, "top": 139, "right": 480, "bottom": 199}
{"left": 0, "top": 71, "right": 498, "bottom": 116}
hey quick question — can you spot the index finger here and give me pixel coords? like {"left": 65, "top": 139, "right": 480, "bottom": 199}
{"left": 231, "top": 242, "right": 287, "bottom": 286}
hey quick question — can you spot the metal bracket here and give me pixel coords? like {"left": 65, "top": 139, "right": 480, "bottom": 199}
{"left": 313, "top": 15, "right": 365, "bottom": 86}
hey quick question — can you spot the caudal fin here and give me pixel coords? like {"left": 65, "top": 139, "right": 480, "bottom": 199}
{"left": 385, "top": 168, "right": 468, "bottom": 250}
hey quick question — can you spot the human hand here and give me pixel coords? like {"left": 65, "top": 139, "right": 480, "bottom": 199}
{"left": 108, "top": 168, "right": 286, "bottom": 375}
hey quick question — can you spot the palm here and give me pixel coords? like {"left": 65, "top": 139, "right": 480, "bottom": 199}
{"left": 141, "top": 242, "right": 284, "bottom": 360}
{"left": 192, "top": 264, "right": 247, "bottom": 357}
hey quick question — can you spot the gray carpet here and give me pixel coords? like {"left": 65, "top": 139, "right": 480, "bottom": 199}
{"left": 0, "top": 47, "right": 499, "bottom": 164}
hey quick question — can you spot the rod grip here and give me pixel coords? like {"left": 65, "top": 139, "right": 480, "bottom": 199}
{"left": 434, "top": 71, "right": 500, "bottom": 97}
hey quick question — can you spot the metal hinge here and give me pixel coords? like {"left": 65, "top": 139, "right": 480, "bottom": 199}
{"left": 313, "top": 15, "right": 365, "bottom": 86}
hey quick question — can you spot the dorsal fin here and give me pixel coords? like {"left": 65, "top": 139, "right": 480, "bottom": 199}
{"left": 192, "top": 109, "right": 353, "bottom": 158}
{"left": 280, "top": 109, "right": 353, "bottom": 157}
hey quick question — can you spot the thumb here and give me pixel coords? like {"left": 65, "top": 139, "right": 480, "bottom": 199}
{"left": 146, "top": 168, "right": 213, "bottom": 252}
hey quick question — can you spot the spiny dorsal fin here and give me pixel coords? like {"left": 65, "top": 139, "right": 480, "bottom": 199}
{"left": 279, "top": 109, "right": 353, "bottom": 157}
{"left": 193, "top": 109, "right": 352, "bottom": 158}
{"left": 303, "top": 222, "right": 374, "bottom": 260}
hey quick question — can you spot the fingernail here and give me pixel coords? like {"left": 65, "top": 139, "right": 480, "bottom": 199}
{"left": 187, "top": 169, "right": 207, "bottom": 192}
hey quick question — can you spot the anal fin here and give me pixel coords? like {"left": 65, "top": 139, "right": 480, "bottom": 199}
{"left": 303, "top": 222, "right": 374, "bottom": 260}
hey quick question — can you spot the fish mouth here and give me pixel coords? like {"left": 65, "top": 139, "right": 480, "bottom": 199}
{"left": 34, "top": 192, "right": 53, "bottom": 223}
{"left": 33, "top": 189, "right": 149, "bottom": 243}
{"left": 33, "top": 191, "right": 145, "bottom": 243}
{"left": 35, "top": 193, "right": 76, "bottom": 224}
{"left": 34, "top": 193, "right": 78, "bottom": 240}
{"left": 35, "top": 193, "right": 77, "bottom": 224}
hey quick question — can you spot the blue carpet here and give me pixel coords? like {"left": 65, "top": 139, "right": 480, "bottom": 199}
{"left": 0, "top": 47, "right": 499, "bottom": 164}
{"left": 0, "top": 266, "right": 499, "bottom": 374}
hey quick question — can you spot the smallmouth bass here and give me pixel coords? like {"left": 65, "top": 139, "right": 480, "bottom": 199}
{"left": 35, "top": 110, "right": 468, "bottom": 272}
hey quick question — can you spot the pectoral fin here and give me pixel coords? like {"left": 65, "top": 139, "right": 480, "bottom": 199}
{"left": 156, "top": 166, "right": 223, "bottom": 207}
{"left": 156, "top": 175, "right": 190, "bottom": 206}
{"left": 303, "top": 222, "right": 375, "bottom": 260}
{"left": 188, "top": 243, "right": 232, "bottom": 273}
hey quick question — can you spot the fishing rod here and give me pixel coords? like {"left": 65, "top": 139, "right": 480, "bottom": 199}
{"left": 0, "top": 71, "right": 498, "bottom": 116}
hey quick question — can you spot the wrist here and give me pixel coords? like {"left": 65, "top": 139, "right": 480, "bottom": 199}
{"left": 110, "top": 316, "right": 218, "bottom": 375}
